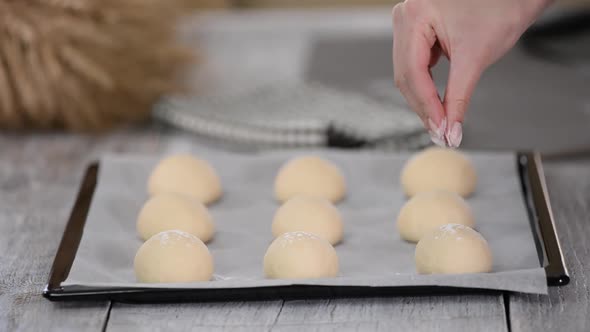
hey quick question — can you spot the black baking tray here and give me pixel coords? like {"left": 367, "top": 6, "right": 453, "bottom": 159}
{"left": 43, "top": 152, "right": 569, "bottom": 303}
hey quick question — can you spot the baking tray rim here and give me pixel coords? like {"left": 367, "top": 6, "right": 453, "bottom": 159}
{"left": 43, "top": 151, "right": 569, "bottom": 302}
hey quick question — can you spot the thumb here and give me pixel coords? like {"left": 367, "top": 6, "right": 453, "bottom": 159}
{"left": 443, "top": 57, "right": 483, "bottom": 148}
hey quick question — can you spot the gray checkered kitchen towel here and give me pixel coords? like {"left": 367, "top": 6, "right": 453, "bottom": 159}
{"left": 153, "top": 82, "right": 430, "bottom": 150}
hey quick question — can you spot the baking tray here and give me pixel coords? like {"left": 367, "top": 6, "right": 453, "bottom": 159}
{"left": 43, "top": 152, "right": 569, "bottom": 303}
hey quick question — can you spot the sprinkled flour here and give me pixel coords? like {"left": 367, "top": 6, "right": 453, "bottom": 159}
{"left": 154, "top": 229, "right": 199, "bottom": 246}
{"left": 278, "top": 231, "right": 323, "bottom": 248}
{"left": 435, "top": 224, "right": 486, "bottom": 242}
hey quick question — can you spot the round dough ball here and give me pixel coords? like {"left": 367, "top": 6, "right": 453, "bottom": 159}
{"left": 274, "top": 156, "right": 346, "bottom": 203}
{"left": 264, "top": 231, "right": 339, "bottom": 279}
{"left": 148, "top": 154, "right": 222, "bottom": 205}
{"left": 401, "top": 147, "right": 477, "bottom": 197}
{"left": 415, "top": 224, "right": 492, "bottom": 274}
{"left": 272, "top": 195, "right": 343, "bottom": 245}
{"left": 397, "top": 190, "right": 474, "bottom": 243}
{"left": 134, "top": 230, "right": 214, "bottom": 283}
{"left": 137, "top": 193, "right": 215, "bottom": 242}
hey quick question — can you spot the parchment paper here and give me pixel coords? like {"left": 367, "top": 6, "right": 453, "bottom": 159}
{"left": 64, "top": 150, "right": 548, "bottom": 294}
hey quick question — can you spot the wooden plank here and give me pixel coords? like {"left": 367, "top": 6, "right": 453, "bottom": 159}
{"left": 273, "top": 296, "right": 507, "bottom": 331}
{"left": 509, "top": 161, "right": 590, "bottom": 332}
{"left": 107, "top": 295, "right": 507, "bottom": 331}
{"left": 0, "top": 131, "right": 161, "bottom": 331}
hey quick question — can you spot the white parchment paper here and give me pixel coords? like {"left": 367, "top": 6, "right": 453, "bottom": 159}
{"left": 64, "top": 150, "right": 547, "bottom": 294}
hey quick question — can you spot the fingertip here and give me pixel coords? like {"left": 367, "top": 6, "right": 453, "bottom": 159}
{"left": 446, "top": 121, "right": 463, "bottom": 148}
{"left": 443, "top": 90, "right": 469, "bottom": 149}
{"left": 428, "top": 116, "right": 447, "bottom": 147}
{"left": 443, "top": 98, "right": 468, "bottom": 148}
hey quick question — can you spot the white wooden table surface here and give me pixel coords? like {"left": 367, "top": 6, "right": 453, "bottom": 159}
{"left": 1, "top": 9, "right": 589, "bottom": 332}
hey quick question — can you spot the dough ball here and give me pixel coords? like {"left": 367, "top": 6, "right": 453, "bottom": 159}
{"left": 134, "top": 230, "right": 214, "bottom": 283}
{"left": 272, "top": 195, "right": 343, "bottom": 245}
{"left": 274, "top": 156, "right": 346, "bottom": 203}
{"left": 415, "top": 224, "right": 492, "bottom": 274}
{"left": 137, "top": 193, "right": 215, "bottom": 242}
{"left": 264, "top": 231, "right": 339, "bottom": 279}
{"left": 397, "top": 190, "right": 474, "bottom": 243}
{"left": 401, "top": 147, "right": 477, "bottom": 197}
{"left": 148, "top": 154, "right": 222, "bottom": 205}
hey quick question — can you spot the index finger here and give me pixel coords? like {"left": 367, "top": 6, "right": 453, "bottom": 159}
{"left": 394, "top": 21, "right": 446, "bottom": 145}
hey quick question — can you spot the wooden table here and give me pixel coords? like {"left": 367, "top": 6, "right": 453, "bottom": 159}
{"left": 1, "top": 9, "right": 590, "bottom": 331}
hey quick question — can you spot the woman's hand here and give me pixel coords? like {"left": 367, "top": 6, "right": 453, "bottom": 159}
{"left": 392, "top": 0, "right": 551, "bottom": 147}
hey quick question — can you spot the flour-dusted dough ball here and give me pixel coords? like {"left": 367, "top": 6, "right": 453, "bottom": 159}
{"left": 274, "top": 156, "right": 346, "bottom": 203}
{"left": 415, "top": 224, "right": 492, "bottom": 274}
{"left": 134, "top": 230, "right": 214, "bottom": 283}
{"left": 264, "top": 231, "right": 339, "bottom": 279}
{"left": 148, "top": 154, "right": 222, "bottom": 205}
{"left": 137, "top": 193, "right": 215, "bottom": 242}
{"left": 401, "top": 147, "right": 477, "bottom": 197}
{"left": 272, "top": 196, "right": 343, "bottom": 245}
{"left": 397, "top": 190, "right": 474, "bottom": 243}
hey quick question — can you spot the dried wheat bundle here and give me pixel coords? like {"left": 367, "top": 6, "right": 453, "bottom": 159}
{"left": 0, "top": 0, "right": 193, "bottom": 131}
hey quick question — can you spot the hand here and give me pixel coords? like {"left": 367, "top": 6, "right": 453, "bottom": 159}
{"left": 392, "top": 0, "right": 551, "bottom": 147}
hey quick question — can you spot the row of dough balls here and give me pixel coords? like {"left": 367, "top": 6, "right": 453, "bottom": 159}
{"left": 145, "top": 147, "right": 478, "bottom": 207}
{"left": 264, "top": 154, "right": 344, "bottom": 279}
{"left": 134, "top": 154, "right": 346, "bottom": 283}
{"left": 399, "top": 148, "right": 493, "bottom": 274}
{"left": 397, "top": 190, "right": 493, "bottom": 274}
{"left": 136, "top": 155, "right": 220, "bottom": 283}
{"left": 147, "top": 153, "right": 347, "bottom": 205}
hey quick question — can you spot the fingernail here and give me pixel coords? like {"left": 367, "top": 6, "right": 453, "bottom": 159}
{"left": 429, "top": 130, "right": 447, "bottom": 146}
{"left": 447, "top": 122, "right": 463, "bottom": 148}
{"left": 428, "top": 118, "right": 447, "bottom": 147}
